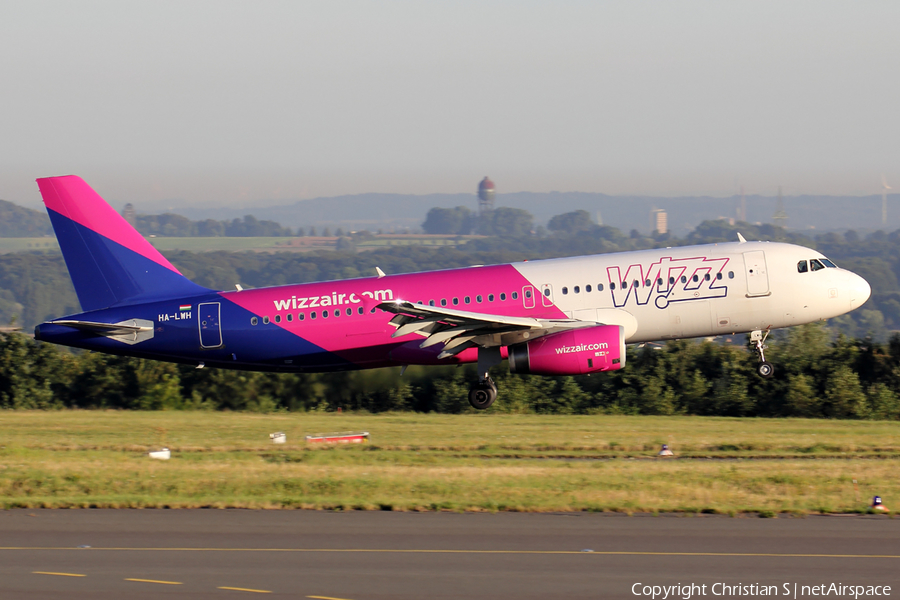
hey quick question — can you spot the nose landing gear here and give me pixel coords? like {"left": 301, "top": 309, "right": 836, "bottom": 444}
{"left": 750, "top": 329, "right": 774, "bottom": 378}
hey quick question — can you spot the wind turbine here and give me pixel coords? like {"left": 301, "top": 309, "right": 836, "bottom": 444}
{"left": 882, "top": 175, "right": 892, "bottom": 226}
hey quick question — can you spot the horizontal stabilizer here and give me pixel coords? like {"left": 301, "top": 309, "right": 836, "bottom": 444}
{"left": 50, "top": 318, "right": 155, "bottom": 345}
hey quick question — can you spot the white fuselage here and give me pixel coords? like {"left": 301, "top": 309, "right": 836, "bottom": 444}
{"left": 513, "top": 241, "right": 871, "bottom": 343}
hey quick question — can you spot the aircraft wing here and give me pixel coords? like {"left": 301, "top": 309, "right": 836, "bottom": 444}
{"left": 377, "top": 300, "right": 594, "bottom": 359}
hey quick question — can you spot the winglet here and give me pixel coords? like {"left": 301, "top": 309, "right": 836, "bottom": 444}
{"left": 375, "top": 267, "right": 386, "bottom": 278}
{"left": 737, "top": 233, "right": 747, "bottom": 243}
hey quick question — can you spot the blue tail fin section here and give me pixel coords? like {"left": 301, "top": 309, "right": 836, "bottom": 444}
{"left": 37, "top": 176, "right": 210, "bottom": 311}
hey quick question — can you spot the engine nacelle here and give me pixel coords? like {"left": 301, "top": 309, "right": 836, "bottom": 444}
{"left": 507, "top": 325, "right": 625, "bottom": 376}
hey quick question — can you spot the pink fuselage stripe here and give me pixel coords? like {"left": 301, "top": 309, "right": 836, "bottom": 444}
{"left": 37, "top": 176, "right": 182, "bottom": 275}
{"left": 222, "top": 264, "right": 564, "bottom": 361}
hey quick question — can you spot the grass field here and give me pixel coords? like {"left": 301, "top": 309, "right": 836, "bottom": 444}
{"left": 1, "top": 412, "right": 897, "bottom": 514}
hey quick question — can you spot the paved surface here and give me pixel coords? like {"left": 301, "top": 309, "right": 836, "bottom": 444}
{"left": 1, "top": 509, "right": 898, "bottom": 599}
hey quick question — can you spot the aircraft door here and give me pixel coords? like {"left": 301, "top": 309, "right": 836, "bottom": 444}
{"left": 522, "top": 285, "right": 536, "bottom": 309}
{"left": 742, "top": 251, "right": 770, "bottom": 297}
{"left": 540, "top": 284, "right": 554, "bottom": 307}
{"left": 198, "top": 302, "right": 223, "bottom": 348}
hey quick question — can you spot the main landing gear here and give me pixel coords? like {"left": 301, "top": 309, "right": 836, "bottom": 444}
{"left": 469, "top": 377, "right": 498, "bottom": 410}
{"left": 468, "top": 347, "right": 502, "bottom": 410}
{"left": 750, "top": 329, "right": 774, "bottom": 378}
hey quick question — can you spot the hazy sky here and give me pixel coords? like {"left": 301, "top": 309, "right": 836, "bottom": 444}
{"left": 2, "top": 1, "right": 899, "bottom": 209}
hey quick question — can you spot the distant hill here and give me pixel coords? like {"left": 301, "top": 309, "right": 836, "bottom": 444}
{"left": 0, "top": 199, "right": 52, "bottom": 237}
{"left": 176, "top": 191, "right": 900, "bottom": 235}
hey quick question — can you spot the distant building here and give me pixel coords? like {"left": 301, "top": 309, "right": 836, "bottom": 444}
{"left": 651, "top": 208, "right": 668, "bottom": 235}
{"left": 121, "top": 203, "right": 137, "bottom": 227}
{"left": 478, "top": 177, "right": 495, "bottom": 214}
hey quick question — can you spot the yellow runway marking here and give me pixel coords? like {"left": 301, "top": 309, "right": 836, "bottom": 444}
{"left": 308, "top": 596, "right": 356, "bottom": 600}
{"left": 125, "top": 578, "right": 182, "bottom": 585}
{"left": 2, "top": 547, "right": 899, "bottom": 559}
{"left": 32, "top": 571, "right": 86, "bottom": 577}
{"left": 219, "top": 587, "right": 272, "bottom": 593}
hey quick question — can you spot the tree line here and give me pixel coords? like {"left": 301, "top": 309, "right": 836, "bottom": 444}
{"left": 2, "top": 323, "right": 898, "bottom": 419}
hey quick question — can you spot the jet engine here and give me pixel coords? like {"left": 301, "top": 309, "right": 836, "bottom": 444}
{"left": 507, "top": 325, "right": 625, "bottom": 376}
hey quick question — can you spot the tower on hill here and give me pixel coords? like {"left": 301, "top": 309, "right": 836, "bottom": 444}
{"left": 478, "top": 177, "right": 495, "bottom": 215}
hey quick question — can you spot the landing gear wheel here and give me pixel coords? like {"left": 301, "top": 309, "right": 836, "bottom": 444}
{"left": 750, "top": 329, "right": 775, "bottom": 379}
{"left": 468, "top": 379, "right": 498, "bottom": 410}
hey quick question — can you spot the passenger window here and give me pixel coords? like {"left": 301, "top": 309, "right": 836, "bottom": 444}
{"left": 716, "top": 273, "right": 723, "bottom": 280}
{"left": 573, "top": 287, "right": 579, "bottom": 294}
{"left": 645, "top": 279, "right": 651, "bottom": 286}
{"left": 704, "top": 273, "right": 710, "bottom": 281}
{"left": 692, "top": 275, "right": 698, "bottom": 283}
{"left": 610, "top": 283, "right": 616, "bottom": 290}
{"left": 633, "top": 280, "right": 639, "bottom": 288}
{"left": 465, "top": 296, "right": 471, "bottom": 304}
{"left": 263, "top": 316, "right": 270, "bottom": 324}
{"left": 429, "top": 300, "right": 435, "bottom": 306}
{"left": 512, "top": 291, "right": 518, "bottom": 300}
{"left": 797, "top": 260, "right": 808, "bottom": 273}
{"left": 669, "top": 277, "right": 675, "bottom": 285}
{"left": 299, "top": 313, "right": 305, "bottom": 321}
{"left": 562, "top": 287, "right": 568, "bottom": 295}
{"left": 500, "top": 293, "right": 507, "bottom": 301}
{"left": 251, "top": 317, "right": 258, "bottom": 326}
{"left": 585, "top": 285, "right": 591, "bottom": 293}
{"left": 680, "top": 276, "right": 687, "bottom": 284}
{"left": 621, "top": 281, "right": 627, "bottom": 289}
{"left": 810, "top": 259, "right": 825, "bottom": 271}
{"left": 542, "top": 289, "right": 549, "bottom": 297}
{"left": 357, "top": 307, "right": 363, "bottom": 315}
{"left": 311, "top": 312, "right": 317, "bottom": 319}
{"left": 488, "top": 294, "right": 495, "bottom": 301}
{"left": 287, "top": 313, "right": 293, "bottom": 322}
{"left": 453, "top": 297, "right": 459, "bottom": 305}
{"left": 478, "top": 294, "right": 484, "bottom": 302}
{"left": 322, "top": 311, "right": 328, "bottom": 319}
{"left": 657, "top": 278, "right": 663, "bottom": 286}
{"left": 728, "top": 271, "right": 734, "bottom": 279}
{"left": 275, "top": 315, "right": 282, "bottom": 323}
{"left": 346, "top": 308, "right": 352, "bottom": 316}
{"left": 441, "top": 299, "right": 447, "bottom": 306}
{"left": 598, "top": 284, "right": 604, "bottom": 291}
{"left": 334, "top": 309, "right": 339, "bottom": 317}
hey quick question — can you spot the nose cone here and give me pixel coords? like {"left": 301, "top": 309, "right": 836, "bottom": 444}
{"left": 849, "top": 274, "right": 871, "bottom": 310}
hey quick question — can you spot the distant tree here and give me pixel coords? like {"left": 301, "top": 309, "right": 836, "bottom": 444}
{"left": 335, "top": 237, "right": 356, "bottom": 252}
{"left": 423, "top": 207, "right": 473, "bottom": 235}
{"left": 477, "top": 207, "right": 533, "bottom": 237}
{"left": 547, "top": 210, "right": 593, "bottom": 234}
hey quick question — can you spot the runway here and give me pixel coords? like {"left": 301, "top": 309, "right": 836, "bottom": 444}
{"left": 1, "top": 509, "right": 897, "bottom": 599}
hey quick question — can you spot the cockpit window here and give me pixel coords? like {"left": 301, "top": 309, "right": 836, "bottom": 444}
{"left": 821, "top": 258, "right": 837, "bottom": 268}
{"left": 797, "top": 260, "right": 808, "bottom": 273}
{"left": 810, "top": 259, "right": 826, "bottom": 271}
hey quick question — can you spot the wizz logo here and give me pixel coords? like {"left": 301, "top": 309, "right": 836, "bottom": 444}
{"left": 606, "top": 256, "right": 730, "bottom": 309}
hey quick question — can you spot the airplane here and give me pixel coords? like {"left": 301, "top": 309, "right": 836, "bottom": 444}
{"left": 33, "top": 176, "right": 871, "bottom": 409}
